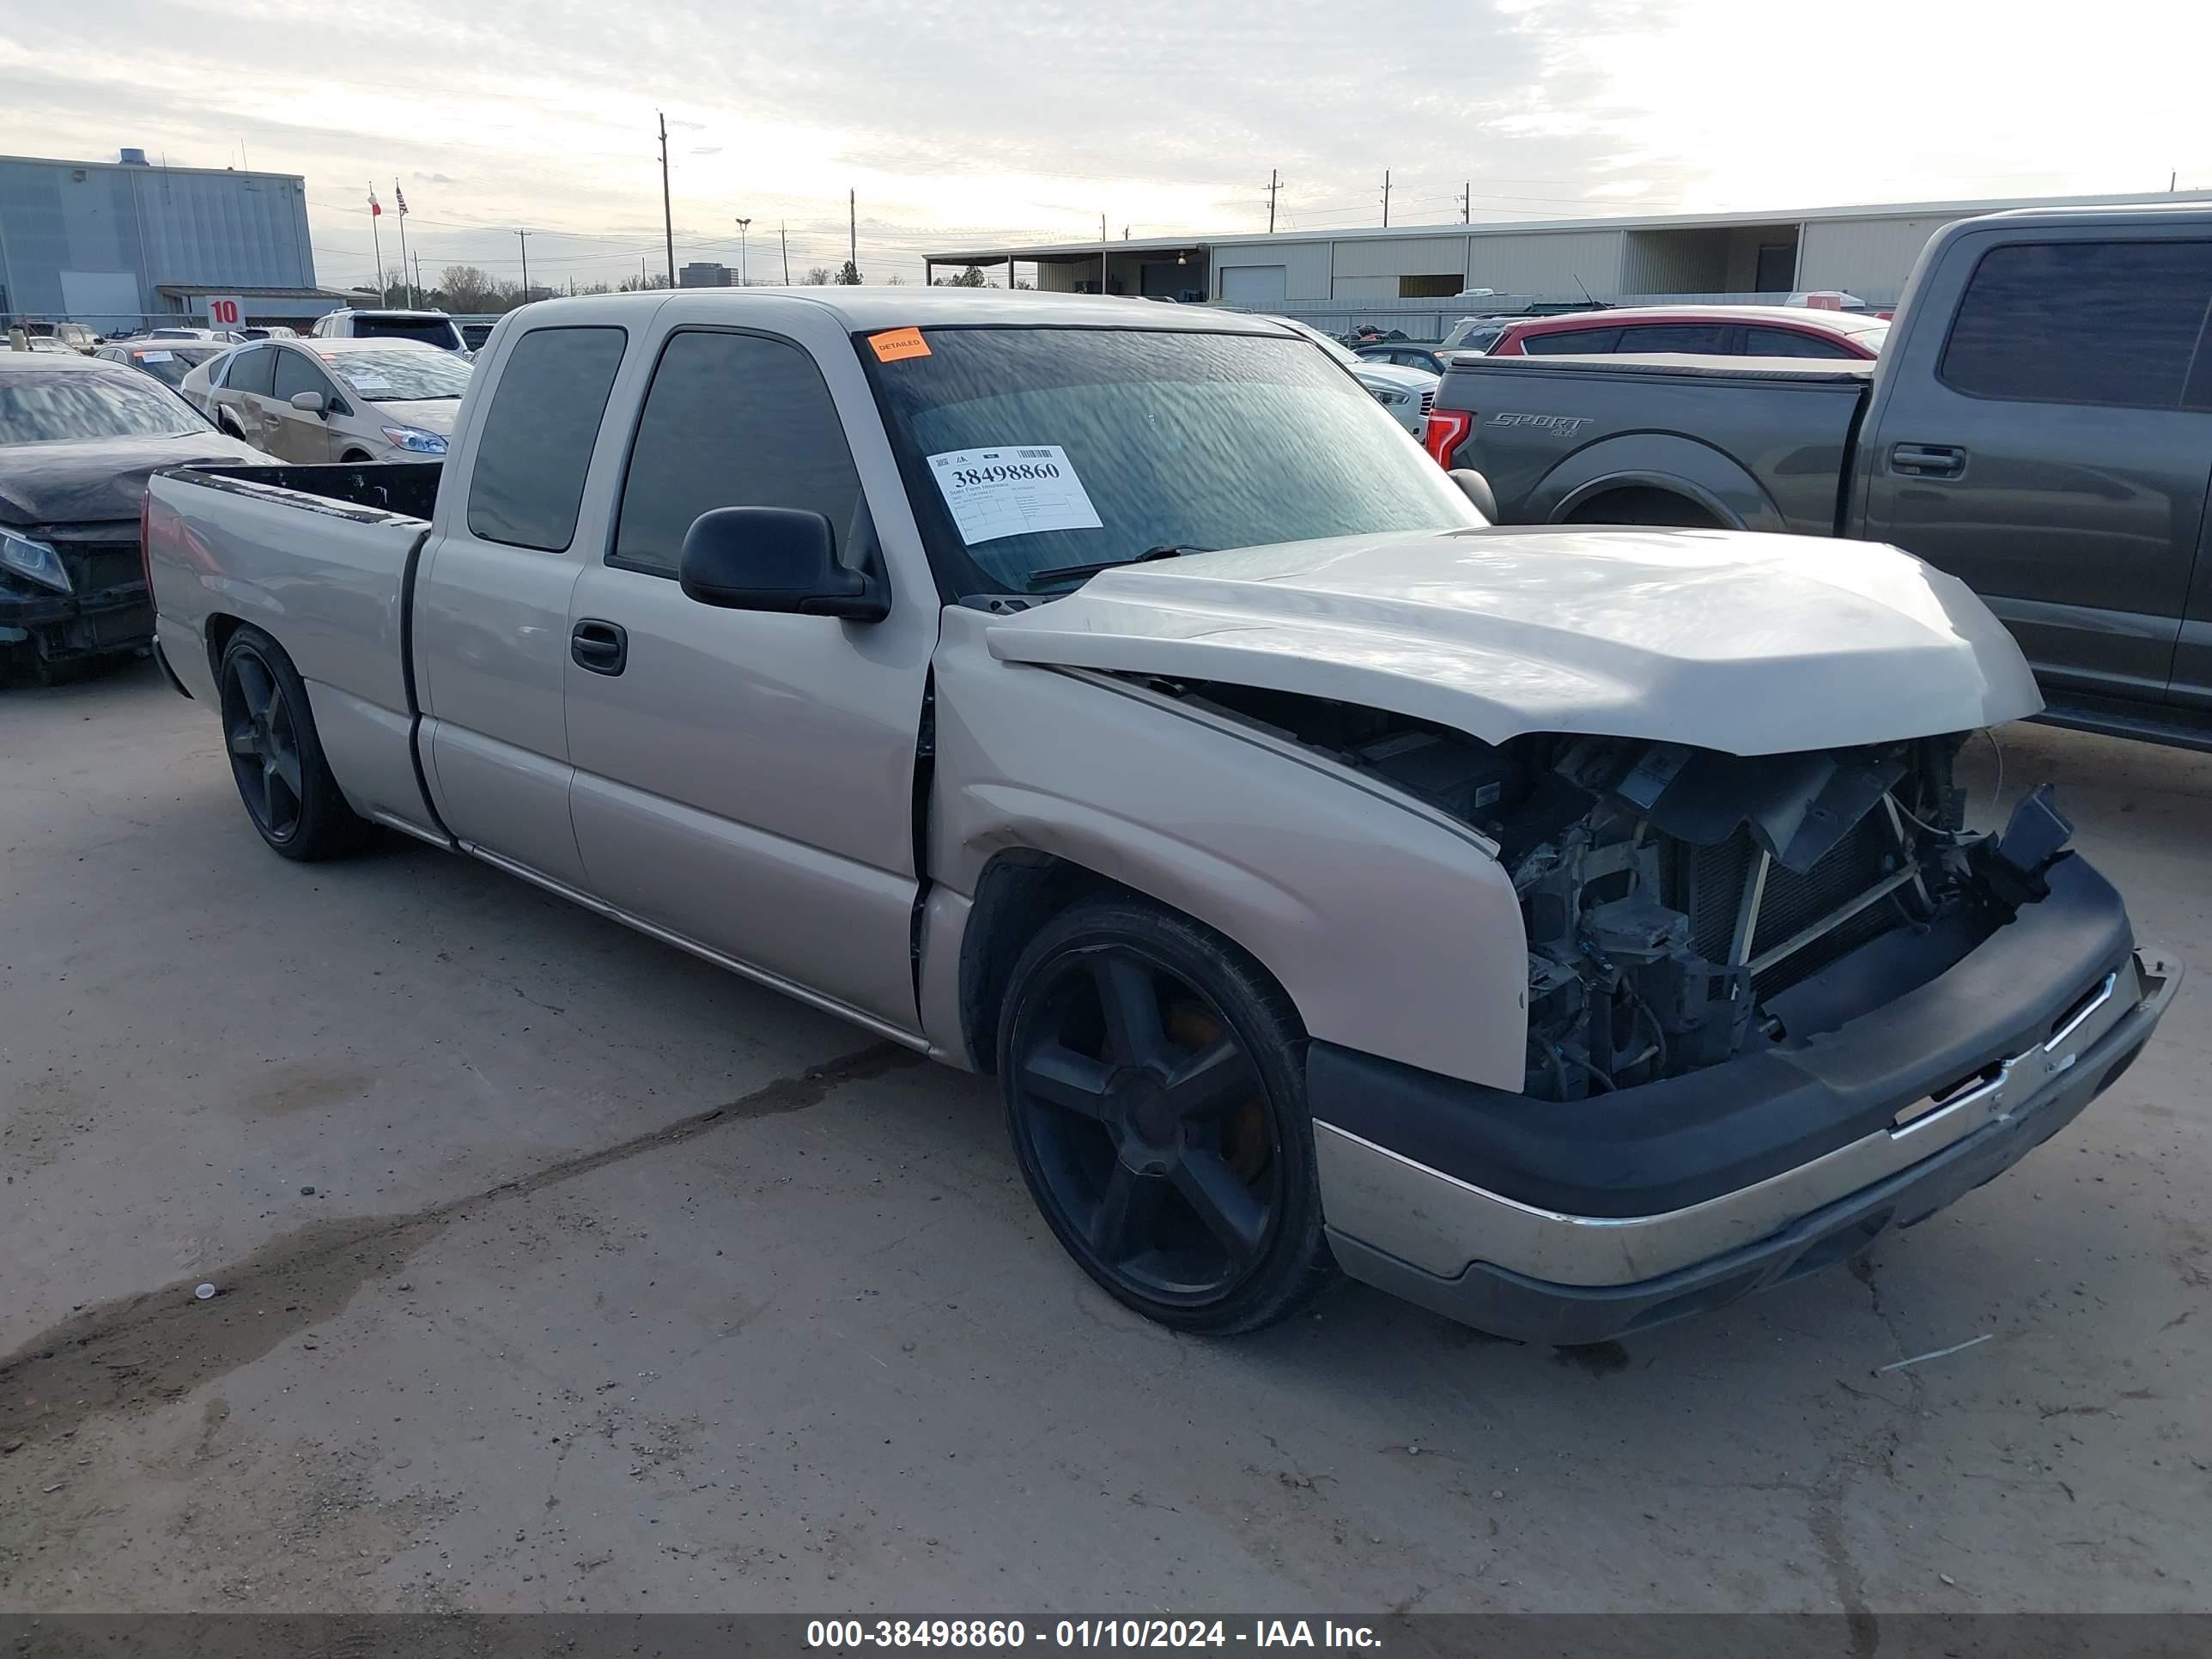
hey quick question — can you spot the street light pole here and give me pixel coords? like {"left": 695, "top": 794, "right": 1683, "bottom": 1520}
{"left": 516, "top": 230, "right": 532, "bottom": 301}
{"left": 735, "top": 217, "right": 751, "bottom": 287}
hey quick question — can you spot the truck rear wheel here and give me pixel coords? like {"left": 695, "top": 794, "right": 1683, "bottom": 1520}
{"left": 998, "top": 897, "right": 1335, "bottom": 1334}
{"left": 216, "top": 626, "right": 374, "bottom": 861}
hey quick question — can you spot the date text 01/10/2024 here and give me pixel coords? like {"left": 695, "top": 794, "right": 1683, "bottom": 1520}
{"left": 805, "top": 1620, "right": 1384, "bottom": 1649}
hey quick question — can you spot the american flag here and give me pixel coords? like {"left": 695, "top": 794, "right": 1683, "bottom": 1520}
{"left": 394, "top": 183, "right": 409, "bottom": 216}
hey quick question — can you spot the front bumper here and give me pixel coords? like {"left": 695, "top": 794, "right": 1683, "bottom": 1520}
{"left": 1312, "top": 856, "right": 2181, "bottom": 1344}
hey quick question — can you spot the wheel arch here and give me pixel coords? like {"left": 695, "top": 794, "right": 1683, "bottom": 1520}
{"left": 1526, "top": 433, "right": 1788, "bottom": 532}
{"left": 959, "top": 848, "right": 1194, "bottom": 1079}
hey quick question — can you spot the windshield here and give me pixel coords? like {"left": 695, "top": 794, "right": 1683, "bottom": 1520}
{"left": 319, "top": 348, "right": 472, "bottom": 401}
{"left": 867, "top": 326, "right": 1479, "bottom": 596}
{"left": 0, "top": 371, "right": 206, "bottom": 442}
{"left": 354, "top": 315, "right": 463, "bottom": 349}
{"left": 124, "top": 345, "right": 221, "bottom": 387}
{"left": 1441, "top": 319, "right": 1506, "bottom": 352}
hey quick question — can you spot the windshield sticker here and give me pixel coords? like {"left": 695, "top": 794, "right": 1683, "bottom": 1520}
{"left": 138, "top": 350, "right": 175, "bottom": 362}
{"left": 926, "top": 446, "right": 1102, "bottom": 545}
{"left": 868, "top": 326, "right": 930, "bottom": 362}
{"left": 343, "top": 373, "right": 394, "bottom": 392}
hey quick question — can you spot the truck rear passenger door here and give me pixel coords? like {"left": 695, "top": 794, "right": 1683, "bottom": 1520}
{"left": 1863, "top": 233, "right": 2212, "bottom": 705}
{"left": 562, "top": 313, "right": 937, "bottom": 1035}
{"left": 411, "top": 323, "right": 632, "bottom": 890}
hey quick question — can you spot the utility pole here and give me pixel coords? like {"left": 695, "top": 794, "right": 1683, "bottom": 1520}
{"left": 658, "top": 112, "right": 675, "bottom": 287}
{"left": 848, "top": 189, "right": 857, "bottom": 269}
{"left": 413, "top": 251, "right": 423, "bottom": 305}
{"left": 1460, "top": 181, "right": 1471, "bottom": 224}
{"left": 1382, "top": 169, "right": 1391, "bottom": 228}
{"left": 1100, "top": 212, "right": 1109, "bottom": 295}
{"left": 1267, "top": 168, "right": 1280, "bottom": 234}
{"left": 780, "top": 220, "right": 790, "bottom": 283}
{"left": 516, "top": 230, "right": 532, "bottom": 300}
{"left": 735, "top": 217, "right": 751, "bottom": 286}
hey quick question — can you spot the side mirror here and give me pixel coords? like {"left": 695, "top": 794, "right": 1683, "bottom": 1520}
{"left": 1449, "top": 467, "right": 1498, "bottom": 523}
{"left": 289, "top": 390, "right": 327, "bottom": 415}
{"left": 678, "top": 507, "right": 888, "bottom": 623}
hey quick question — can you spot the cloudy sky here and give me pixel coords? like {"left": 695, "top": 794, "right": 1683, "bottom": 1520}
{"left": 3, "top": 0, "right": 2207, "bottom": 290}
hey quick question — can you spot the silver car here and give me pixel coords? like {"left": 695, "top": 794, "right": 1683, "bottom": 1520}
{"left": 185, "top": 337, "right": 471, "bottom": 463}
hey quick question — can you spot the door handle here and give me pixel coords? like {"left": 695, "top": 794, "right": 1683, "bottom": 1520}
{"left": 1890, "top": 442, "right": 1966, "bottom": 480}
{"left": 570, "top": 619, "right": 628, "bottom": 676}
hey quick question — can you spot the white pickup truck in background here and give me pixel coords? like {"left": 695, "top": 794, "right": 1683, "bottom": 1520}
{"left": 144, "top": 289, "right": 2177, "bottom": 1344}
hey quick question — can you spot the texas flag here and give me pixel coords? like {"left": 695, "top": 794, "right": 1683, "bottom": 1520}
{"left": 394, "top": 183, "right": 409, "bottom": 217}
{"left": 368, "top": 190, "right": 382, "bottom": 217}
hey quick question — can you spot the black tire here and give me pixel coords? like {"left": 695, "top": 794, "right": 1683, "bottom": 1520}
{"left": 340, "top": 450, "right": 373, "bottom": 464}
{"left": 998, "top": 896, "right": 1335, "bottom": 1334}
{"left": 216, "top": 626, "right": 375, "bottom": 861}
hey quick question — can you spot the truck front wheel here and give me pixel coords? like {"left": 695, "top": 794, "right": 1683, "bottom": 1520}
{"left": 998, "top": 898, "right": 1335, "bottom": 1334}
{"left": 216, "top": 625, "right": 374, "bottom": 861}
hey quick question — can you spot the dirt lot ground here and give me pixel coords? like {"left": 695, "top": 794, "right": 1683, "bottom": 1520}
{"left": 3, "top": 660, "right": 2207, "bottom": 1615}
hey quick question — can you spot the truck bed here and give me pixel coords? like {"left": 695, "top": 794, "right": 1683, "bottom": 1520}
{"left": 1443, "top": 353, "right": 1874, "bottom": 537}
{"left": 145, "top": 462, "right": 441, "bottom": 841}
{"left": 165, "top": 460, "right": 444, "bottom": 523}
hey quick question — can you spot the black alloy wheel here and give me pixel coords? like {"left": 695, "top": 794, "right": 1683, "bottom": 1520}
{"left": 214, "top": 625, "right": 374, "bottom": 861}
{"left": 222, "top": 640, "right": 305, "bottom": 845}
{"left": 1000, "top": 899, "right": 1333, "bottom": 1333}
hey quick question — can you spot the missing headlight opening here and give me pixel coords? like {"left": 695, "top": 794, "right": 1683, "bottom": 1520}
{"left": 1140, "top": 678, "right": 2055, "bottom": 1103}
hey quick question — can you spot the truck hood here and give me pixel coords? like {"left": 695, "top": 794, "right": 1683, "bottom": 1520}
{"left": 984, "top": 526, "right": 2043, "bottom": 755}
{"left": 0, "top": 428, "right": 264, "bottom": 526}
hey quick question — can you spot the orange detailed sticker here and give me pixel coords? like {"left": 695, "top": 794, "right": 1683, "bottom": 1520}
{"left": 868, "top": 326, "right": 931, "bottom": 362}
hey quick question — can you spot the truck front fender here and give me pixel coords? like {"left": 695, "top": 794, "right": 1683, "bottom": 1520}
{"left": 1524, "top": 433, "right": 1791, "bottom": 533}
{"left": 924, "top": 610, "right": 1529, "bottom": 1091}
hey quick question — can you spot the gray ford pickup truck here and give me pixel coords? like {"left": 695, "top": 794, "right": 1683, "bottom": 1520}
{"left": 1431, "top": 203, "right": 2212, "bottom": 752}
{"left": 145, "top": 288, "right": 2177, "bottom": 1346}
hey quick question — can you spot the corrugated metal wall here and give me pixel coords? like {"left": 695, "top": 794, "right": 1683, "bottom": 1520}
{"left": 132, "top": 168, "right": 313, "bottom": 289}
{"left": 1213, "top": 240, "right": 1331, "bottom": 302}
{"left": 1461, "top": 230, "right": 1625, "bottom": 298}
{"left": 1329, "top": 234, "right": 1468, "bottom": 283}
{"left": 0, "top": 160, "right": 313, "bottom": 319}
{"left": 1620, "top": 229, "right": 1730, "bottom": 294}
{"left": 1796, "top": 216, "right": 1963, "bottom": 300}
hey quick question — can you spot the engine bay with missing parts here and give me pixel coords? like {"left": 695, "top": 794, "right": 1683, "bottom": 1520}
{"left": 1139, "top": 676, "right": 2065, "bottom": 1103}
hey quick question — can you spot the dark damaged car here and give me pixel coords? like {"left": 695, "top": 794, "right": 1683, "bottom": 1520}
{"left": 1, "top": 353, "right": 260, "bottom": 682}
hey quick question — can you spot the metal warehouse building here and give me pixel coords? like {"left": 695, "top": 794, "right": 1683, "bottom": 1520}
{"left": 0, "top": 148, "right": 343, "bottom": 331}
{"left": 927, "top": 188, "right": 2212, "bottom": 336}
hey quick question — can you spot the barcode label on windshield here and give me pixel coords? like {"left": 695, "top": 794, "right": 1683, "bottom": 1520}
{"left": 1015, "top": 447, "right": 1052, "bottom": 459}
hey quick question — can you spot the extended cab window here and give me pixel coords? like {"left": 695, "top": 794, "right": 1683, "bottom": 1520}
{"left": 466, "top": 325, "right": 627, "bottom": 552}
{"left": 611, "top": 330, "right": 864, "bottom": 578}
{"left": 1940, "top": 239, "right": 2212, "bottom": 410}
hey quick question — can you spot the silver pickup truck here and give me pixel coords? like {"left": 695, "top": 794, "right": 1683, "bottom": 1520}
{"left": 145, "top": 289, "right": 2179, "bottom": 1345}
